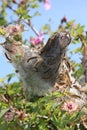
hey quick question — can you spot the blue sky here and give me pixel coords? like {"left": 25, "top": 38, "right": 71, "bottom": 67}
{"left": 0, "top": 0, "right": 87, "bottom": 82}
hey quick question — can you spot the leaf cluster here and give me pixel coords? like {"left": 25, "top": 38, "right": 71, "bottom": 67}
{"left": 0, "top": 81, "right": 86, "bottom": 130}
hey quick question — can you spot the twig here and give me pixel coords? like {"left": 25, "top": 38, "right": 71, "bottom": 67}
{"left": 27, "top": 20, "right": 39, "bottom": 36}
{"left": 7, "top": 4, "right": 16, "bottom": 13}
{"left": 79, "top": 34, "right": 87, "bottom": 83}
{"left": 37, "top": 115, "right": 48, "bottom": 119}
{"left": 6, "top": 4, "right": 39, "bottom": 36}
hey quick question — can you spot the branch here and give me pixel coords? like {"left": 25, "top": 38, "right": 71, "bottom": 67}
{"left": 6, "top": 4, "right": 39, "bottom": 36}
{"left": 23, "top": 20, "right": 39, "bottom": 36}
{"left": 79, "top": 35, "right": 87, "bottom": 83}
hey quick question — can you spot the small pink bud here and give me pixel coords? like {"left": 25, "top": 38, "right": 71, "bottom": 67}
{"left": 44, "top": 0, "right": 51, "bottom": 10}
{"left": 61, "top": 16, "right": 67, "bottom": 24}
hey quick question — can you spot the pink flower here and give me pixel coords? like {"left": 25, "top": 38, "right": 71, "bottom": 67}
{"left": 44, "top": 0, "right": 51, "bottom": 10}
{"left": 30, "top": 32, "right": 44, "bottom": 45}
{"left": 34, "top": 38, "right": 42, "bottom": 45}
{"left": 7, "top": 24, "right": 23, "bottom": 35}
{"left": 4, "top": 111, "right": 14, "bottom": 122}
{"left": 62, "top": 100, "right": 78, "bottom": 113}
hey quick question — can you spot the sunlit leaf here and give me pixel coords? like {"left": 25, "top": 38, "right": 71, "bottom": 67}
{"left": 6, "top": 73, "right": 15, "bottom": 83}
{"left": 0, "top": 28, "right": 5, "bottom": 35}
{"left": 0, "top": 78, "right": 6, "bottom": 83}
{"left": 0, "top": 108, "right": 9, "bottom": 118}
{"left": 73, "top": 47, "right": 82, "bottom": 54}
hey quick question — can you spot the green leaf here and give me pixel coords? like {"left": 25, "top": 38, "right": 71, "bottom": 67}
{"left": 74, "top": 65, "right": 85, "bottom": 79}
{"left": 33, "top": 11, "right": 41, "bottom": 17}
{"left": 42, "top": 24, "right": 51, "bottom": 32}
{"left": 0, "top": 17, "right": 6, "bottom": 26}
{"left": 0, "top": 122, "right": 8, "bottom": 130}
{"left": 76, "top": 24, "right": 85, "bottom": 35}
{"left": 51, "top": 115, "right": 59, "bottom": 128}
{"left": 0, "top": 77, "right": 6, "bottom": 83}
{"left": 52, "top": 91, "right": 64, "bottom": 98}
{"left": 73, "top": 47, "right": 82, "bottom": 54}
{"left": 0, "top": 28, "right": 5, "bottom": 35}
{"left": 0, "top": 108, "right": 9, "bottom": 118}
{"left": 16, "top": 7, "right": 31, "bottom": 19}
{"left": 66, "top": 20, "right": 75, "bottom": 27}
{"left": 13, "top": 34, "right": 22, "bottom": 41}
{"left": 0, "top": 87, "right": 6, "bottom": 94}
{"left": 6, "top": 73, "right": 15, "bottom": 83}
{"left": 31, "top": 3, "right": 39, "bottom": 8}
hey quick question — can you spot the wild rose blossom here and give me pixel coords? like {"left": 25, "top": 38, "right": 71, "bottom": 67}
{"left": 4, "top": 111, "right": 14, "bottom": 122}
{"left": 44, "top": 0, "right": 51, "bottom": 10}
{"left": 30, "top": 32, "right": 44, "bottom": 45}
{"left": 7, "top": 24, "right": 23, "bottom": 35}
{"left": 4, "top": 24, "right": 23, "bottom": 38}
{"left": 62, "top": 100, "right": 78, "bottom": 113}
{"left": 10, "top": 25, "right": 22, "bottom": 33}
